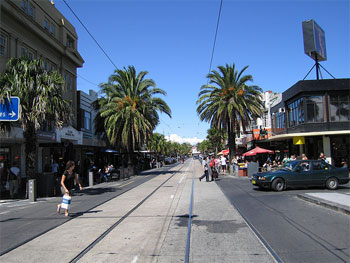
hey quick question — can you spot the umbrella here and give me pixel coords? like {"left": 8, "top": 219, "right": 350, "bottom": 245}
{"left": 242, "top": 146, "right": 274, "bottom": 156}
{"left": 217, "top": 149, "right": 229, "bottom": 155}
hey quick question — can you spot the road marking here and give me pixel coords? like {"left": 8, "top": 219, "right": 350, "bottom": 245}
{"left": 170, "top": 195, "right": 174, "bottom": 199}
{"left": 178, "top": 176, "right": 184, "bottom": 184}
{"left": 131, "top": 256, "right": 138, "bottom": 263}
{"left": 120, "top": 181, "right": 134, "bottom": 188}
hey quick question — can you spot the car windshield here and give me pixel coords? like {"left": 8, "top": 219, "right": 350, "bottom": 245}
{"left": 281, "top": 161, "right": 299, "bottom": 170}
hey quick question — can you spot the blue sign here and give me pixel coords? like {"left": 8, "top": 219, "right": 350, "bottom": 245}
{"left": 0, "top": 97, "right": 20, "bottom": 121}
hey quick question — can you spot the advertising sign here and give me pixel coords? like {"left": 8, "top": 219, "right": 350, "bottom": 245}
{"left": 302, "top": 19, "right": 327, "bottom": 61}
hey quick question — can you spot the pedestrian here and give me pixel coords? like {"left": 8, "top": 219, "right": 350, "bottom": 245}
{"left": 301, "top": 153, "right": 308, "bottom": 160}
{"left": 57, "top": 160, "right": 82, "bottom": 217}
{"left": 319, "top": 152, "right": 329, "bottom": 163}
{"left": 8, "top": 162, "right": 21, "bottom": 199}
{"left": 209, "top": 156, "right": 217, "bottom": 181}
{"left": 51, "top": 160, "right": 60, "bottom": 196}
{"left": 341, "top": 158, "right": 348, "bottom": 168}
{"left": 220, "top": 155, "right": 227, "bottom": 175}
{"left": 199, "top": 157, "right": 209, "bottom": 182}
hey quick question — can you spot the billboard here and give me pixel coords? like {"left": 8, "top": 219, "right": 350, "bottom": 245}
{"left": 302, "top": 19, "right": 327, "bottom": 61}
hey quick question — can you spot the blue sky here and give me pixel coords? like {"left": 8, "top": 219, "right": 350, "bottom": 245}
{"left": 54, "top": 0, "right": 349, "bottom": 144}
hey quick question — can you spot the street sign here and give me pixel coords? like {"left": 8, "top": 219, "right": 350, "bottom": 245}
{"left": 0, "top": 97, "right": 20, "bottom": 121}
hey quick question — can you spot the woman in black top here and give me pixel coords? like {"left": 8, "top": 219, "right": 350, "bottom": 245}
{"left": 57, "top": 160, "right": 82, "bottom": 217}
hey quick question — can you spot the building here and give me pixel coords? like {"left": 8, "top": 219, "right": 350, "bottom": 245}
{"left": 270, "top": 79, "right": 350, "bottom": 166}
{"left": 0, "top": 0, "right": 84, "bottom": 177}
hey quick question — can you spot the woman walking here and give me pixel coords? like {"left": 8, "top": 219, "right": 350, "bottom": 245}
{"left": 57, "top": 161, "right": 82, "bottom": 217}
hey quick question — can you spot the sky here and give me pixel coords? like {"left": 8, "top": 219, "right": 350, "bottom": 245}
{"left": 53, "top": 0, "right": 349, "bottom": 145}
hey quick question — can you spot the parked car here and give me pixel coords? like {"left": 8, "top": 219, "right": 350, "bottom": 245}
{"left": 251, "top": 160, "right": 350, "bottom": 191}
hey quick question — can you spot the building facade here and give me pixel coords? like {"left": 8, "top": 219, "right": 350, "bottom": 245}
{"left": 270, "top": 79, "right": 350, "bottom": 166}
{"left": 0, "top": 0, "right": 84, "bottom": 178}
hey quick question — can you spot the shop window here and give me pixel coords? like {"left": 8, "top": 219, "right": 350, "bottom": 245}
{"left": 306, "top": 96, "right": 324, "bottom": 123}
{"left": 330, "top": 93, "right": 350, "bottom": 122}
{"left": 0, "top": 34, "right": 6, "bottom": 56}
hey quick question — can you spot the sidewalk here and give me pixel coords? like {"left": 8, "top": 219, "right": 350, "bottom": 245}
{"left": 297, "top": 192, "right": 350, "bottom": 215}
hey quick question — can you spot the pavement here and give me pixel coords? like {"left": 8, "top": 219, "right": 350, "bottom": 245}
{"left": 0, "top": 162, "right": 349, "bottom": 262}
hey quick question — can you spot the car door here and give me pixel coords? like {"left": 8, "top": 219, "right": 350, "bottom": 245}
{"left": 310, "top": 160, "right": 329, "bottom": 186}
{"left": 287, "top": 162, "right": 311, "bottom": 187}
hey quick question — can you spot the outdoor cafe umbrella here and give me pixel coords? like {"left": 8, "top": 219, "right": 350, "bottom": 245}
{"left": 242, "top": 146, "right": 274, "bottom": 156}
{"left": 218, "top": 149, "right": 229, "bottom": 155}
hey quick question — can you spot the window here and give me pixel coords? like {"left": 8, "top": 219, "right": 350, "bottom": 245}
{"left": 50, "top": 24, "right": 55, "bottom": 36}
{"left": 0, "top": 34, "right": 6, "bottom": 56}
{"left": 84, "top": 111, "right": 91, "bottom": 130}
{"left": 275, "top": 112, "right": 285, "bottom": 132}
{"left": 21, "top": 0, "right": 28, "bottom": 11}
{"left": 312, "top": 160, "right": 328, "bottom": 171}
{"left": 20, "top": 46, "right": 27, "bottom": 57}
{"left": 28, "top": 3, "right": 35, "bottom": 18}
{"left": 66, "top": 35, "right": 75, "bottom": 48}
{"left": 64, "top": 72, "right": 74, "bottom": 90}
{"left": 306, "top": 96, "right": 324, "bottom": 123}
{"left": 44, "top": 19, "right": 49, "bottom": 30}
{"left": 330, "top": 93, "right": 350, "bottom": 122}
{"left": 288, "top": 98, "right": 304, "bottom": 127}
{"left": 28, "top": 51, "right": 34, "bottom": 60}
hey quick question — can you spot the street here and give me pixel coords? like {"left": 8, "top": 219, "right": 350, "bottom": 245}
{"left": 0, "top": 159, "right": 349, "bottom": 262}
{"left": 217, "top": 175, "right": 350, "bottom": 263}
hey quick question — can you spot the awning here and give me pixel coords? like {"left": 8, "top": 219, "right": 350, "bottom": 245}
{"left": 269, "top": 130, "right": 350, "bottom": 141}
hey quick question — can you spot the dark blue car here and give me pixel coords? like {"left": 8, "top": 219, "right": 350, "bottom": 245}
{"left": 251, "top": 160, "right": 350, "bottom": 191}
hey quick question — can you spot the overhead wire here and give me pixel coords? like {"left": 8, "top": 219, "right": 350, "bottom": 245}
{"left": 62, "top": 0, "right": 118, "bottom": 70}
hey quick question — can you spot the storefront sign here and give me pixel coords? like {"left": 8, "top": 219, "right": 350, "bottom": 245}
{"left": 293, "top": 136, "right": 305, "bottom": 145}
{"left": 56, "top": 126, "right": 83, "bottom": 144}
{"left": 37, "top": 131, "right": 56, "bottom": 141}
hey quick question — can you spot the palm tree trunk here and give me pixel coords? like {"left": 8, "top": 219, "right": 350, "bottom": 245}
{"left": 23, "top": 127, "right": 37, "bottom": 180}
{"left": 227, "top": 125, "right": 236, "bottom": 164}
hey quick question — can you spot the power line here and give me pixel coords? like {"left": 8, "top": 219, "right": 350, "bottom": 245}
{"left": 62, "top": 0, "right": 118, "bottom": 70}
{"left": 77, "top": 74, "right": 100, "bottom": 88}
{"left": 207, "top": 0, "right": 223, "bottom": 83}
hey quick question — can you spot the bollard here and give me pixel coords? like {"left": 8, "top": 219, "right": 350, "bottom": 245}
{"left": 28, "top": 179, "right": 36, "bottom": 202}
{"left": 89, "top": 171, "right": 94, "bottom": 186}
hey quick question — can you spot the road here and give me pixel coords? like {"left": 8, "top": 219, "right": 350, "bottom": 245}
{"left": 1, "top": 160, "right": 349, "bottom": 262}
{"left": 217, "top": 175, "right": 350, "bottom": 263}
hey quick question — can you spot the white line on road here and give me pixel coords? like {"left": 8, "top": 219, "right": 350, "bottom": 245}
{"left": 131, "top": 255, "right": 138, "bottom": 263}
{"left": 170, "top": 195, "right": 174, "bottom": 199}
{"left": 178, "top": 176, "right": 184, "bottom": 184}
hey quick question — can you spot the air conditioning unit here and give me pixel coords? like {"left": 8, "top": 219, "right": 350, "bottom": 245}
{"left": 278, "top": 108, "right": 285, "bottom": 113}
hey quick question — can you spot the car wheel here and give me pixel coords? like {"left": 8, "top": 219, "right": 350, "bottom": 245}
{"left": 326, "top": 177, "right": 338, "bottom": 190}
{"left": 271, "top": 178, "right": 284, "bottom": 192}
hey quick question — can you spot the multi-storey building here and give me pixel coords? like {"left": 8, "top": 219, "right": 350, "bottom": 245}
{"left": 270, "top": 79, "right": 350, "bottom": 166}
{"left": 0, "top": 0, "right": 84, "bottom": 178}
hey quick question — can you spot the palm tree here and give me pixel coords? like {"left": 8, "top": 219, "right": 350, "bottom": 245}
{"left": 0, "top": 58, "right": 71, "bottom": 179}
{"left": 207, "top": 127, "right": 226, "bottom": 155}
{"left": 196, "top": 63, "right": 264, "bottom": 162}
{"left": 96, "top": 66, "right": 171, "bottom": 171}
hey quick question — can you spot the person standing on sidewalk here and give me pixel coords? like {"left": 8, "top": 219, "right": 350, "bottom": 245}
{"left": 220, "top": 155, "right": 227, "bottom": 175}
{"left": 57, "top": 160, "right": 82, "bottom": 217}
{"left": 8, "top": 162, "right": 21, "bottom": 199}
{"left": 199, "top": 157, "right": 209, "bottom": 182}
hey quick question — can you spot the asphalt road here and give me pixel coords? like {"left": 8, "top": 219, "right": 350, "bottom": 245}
{"left": 217, "top": 175, "right": 350, "bottom": 263}
{"left": 0, "top": 165, "right": 178, "bottom": 255}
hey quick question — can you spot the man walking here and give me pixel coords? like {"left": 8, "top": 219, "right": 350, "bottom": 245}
{"left": 199, "top": 157, "right": 209, "bottom": 182}
{"left": 8, "top": 161, "right": 21, "bottom": 199}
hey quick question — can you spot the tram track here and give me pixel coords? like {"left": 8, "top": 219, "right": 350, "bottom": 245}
{"left": 70, "top": 161, "right": 191, "bottom": 262}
